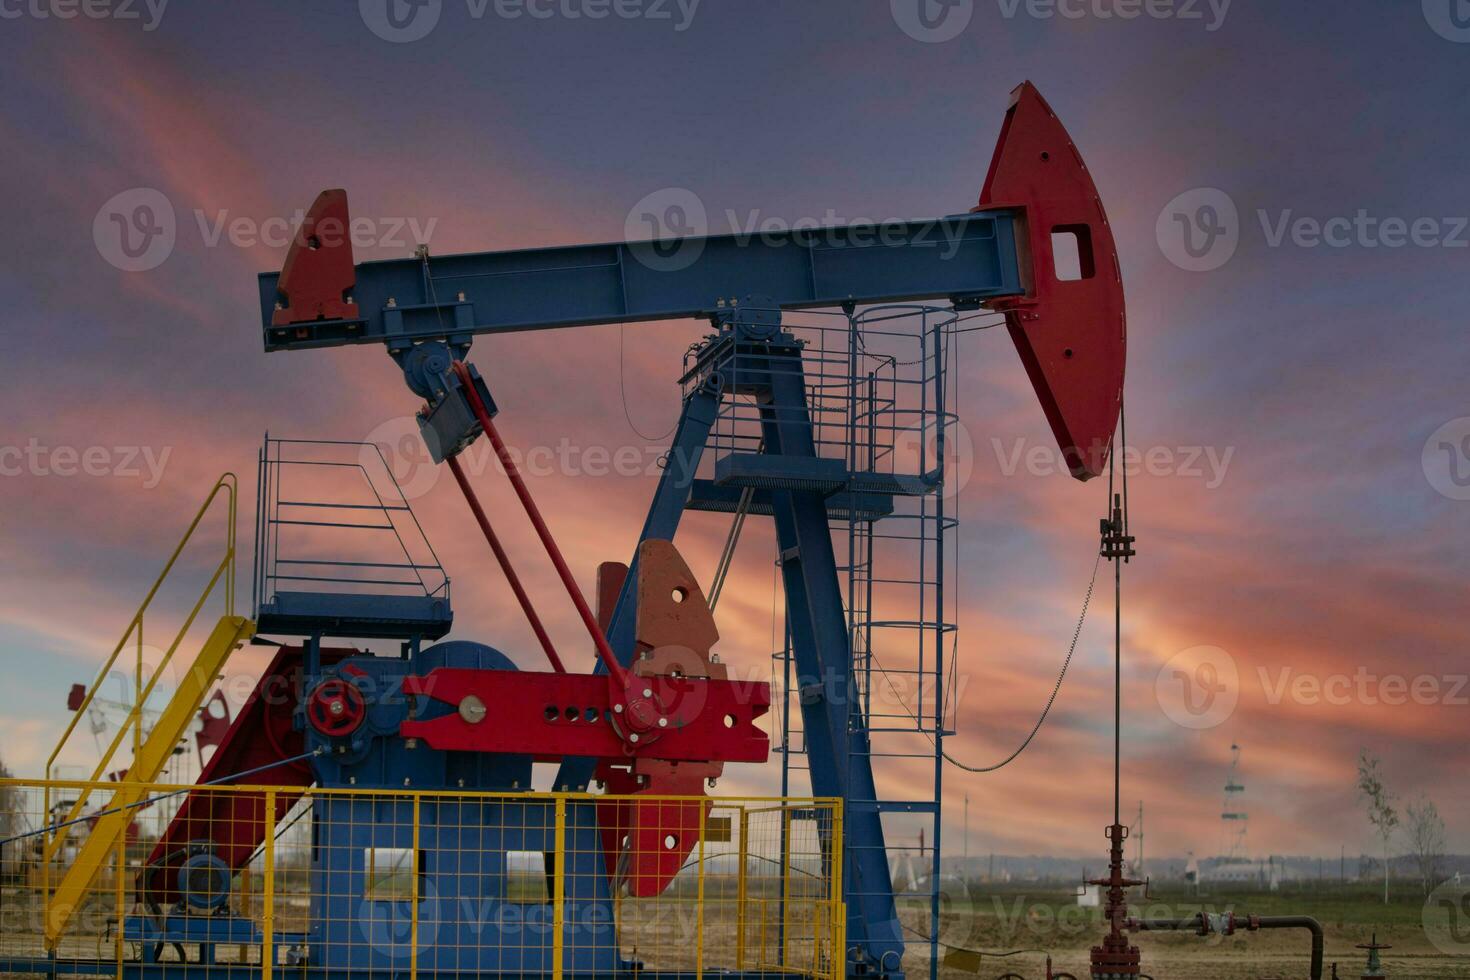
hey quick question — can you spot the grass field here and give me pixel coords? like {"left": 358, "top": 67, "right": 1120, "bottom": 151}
{"left": 895, "top": 882, "right": 1470, "bottom": 978}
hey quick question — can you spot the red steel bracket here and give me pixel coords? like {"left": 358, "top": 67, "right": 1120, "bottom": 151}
{"left": 976, "top": 81, "right": 1127, "bottom": 481}
{"left": 271, "top": 188, "right": 360, "bottom": 327}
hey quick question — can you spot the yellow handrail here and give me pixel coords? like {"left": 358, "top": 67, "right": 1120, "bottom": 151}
{"left": 41, "top": 474, "right": 238, "bottom": 867}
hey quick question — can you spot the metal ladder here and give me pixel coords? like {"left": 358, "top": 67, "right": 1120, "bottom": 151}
{"left": 41, "top": 475, "right": 253, "bottom": 950}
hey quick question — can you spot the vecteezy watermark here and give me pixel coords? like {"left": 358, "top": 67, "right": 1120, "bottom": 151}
{"left": 1425, "top": 880, "right": 1470, "bottom": 954}
{"left": 890, "top": 0, "right": 974, "bottom": 43}
{"left": 1423, "top": 0, "right": 1470, "bottom": 43}
{"left": 365, "top": 415, "right": 705, "bottom": 501}
{"left": 1156, "top": 187, "right": 1239, "bottom": 273}
{"left": 93, "top": 187, "right": 438, "bottom": 273}
{"left": 624, "top": 187, "right": 709, "bottom": 272}
{"left": 893, "top": 0, "right": 1229, "bottom": 42}
{"left": 1158, "top": 187, "right": 1470, "bottom": 272}
{"left": 93, "top": 188, "right": 176, "bottom": 273}
{"left": 0, "top": 439, "right": 171, "bottom": 488}
{"left": 0, "top": 0, "right": 168, "bottom": 31}
{"left": 990, "top": 437, "right": 1235, "bottom": 488}
{"left": 622, "top": 189, "right": 977, "bottom": 273}
{"left": 1423, "top": 417, "right": 1470, "bottom": 501}
{"left": 1258, "top": 666, "right": 1469, "bottom": 708}
{"left": 359, "top": 0, "right": 700, "bottom": 43}
{"left": 994, "top": 0, "right": 1231, "bottom": 31}
{"left": 1155, "top": 645, "right": 1239, "bottom": 730}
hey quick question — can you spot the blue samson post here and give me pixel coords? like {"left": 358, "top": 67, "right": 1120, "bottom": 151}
{"left": 256, "top": 80, "right": 1128, "bottom": 980}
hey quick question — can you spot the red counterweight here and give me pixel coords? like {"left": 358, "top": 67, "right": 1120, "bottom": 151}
{"left": 977, "top": 81, "right": 1127, "bottom": 480}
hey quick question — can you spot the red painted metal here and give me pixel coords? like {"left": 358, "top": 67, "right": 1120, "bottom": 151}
{"left": 976, "top": 81, "right": 1126, "bottom": 481}
{"left": 398, "top": 668, "right": 769, "bottom": 763}
{"left": 270, "top": 189, "right": 360, "bottom": 327}
{"left": 306, "top": 676, "right": 367, "bottom": 737}
{"left": 597, "top": 759, "right": 714, "bottom": 897}
{"left": 1087, "top": 821, "right": 1145, "bottom": 977}
{"left": 140, "top": 646, "right": 351, "bottom": 906}
{"left": 595, "top": 540, "right": 733, "bottom": 895}
{"left": 447, "top": 453, "right": 566, "bottom": 673}
{"left": 449, "top": 360, "right": 633, "bottom": 693}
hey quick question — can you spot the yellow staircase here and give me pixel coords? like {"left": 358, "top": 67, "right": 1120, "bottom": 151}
{"left": 41, "top": 475, "right": 254, "bottom": 950}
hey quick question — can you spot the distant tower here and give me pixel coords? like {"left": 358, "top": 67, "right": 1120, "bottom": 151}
{"left": 1220, "top": 743, "right": 1249, "bottom": 860}
{"left": 1132, "top": 801, "right": 1145, "bottom": 878}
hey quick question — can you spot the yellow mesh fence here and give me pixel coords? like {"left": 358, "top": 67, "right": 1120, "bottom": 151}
{"left": 0, "top": 778, "right": 843, "bottom": 979}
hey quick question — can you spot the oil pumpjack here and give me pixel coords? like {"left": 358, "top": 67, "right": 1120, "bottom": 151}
{"left": 21, "top": 82, "right": 1132, "bottom": 980}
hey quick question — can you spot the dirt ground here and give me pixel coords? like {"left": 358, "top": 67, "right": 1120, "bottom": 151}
{"left": 896, "top": 884, "right": 1470, "bottom": 979}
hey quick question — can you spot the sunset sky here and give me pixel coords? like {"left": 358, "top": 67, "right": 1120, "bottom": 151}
{"left": 0, "top": 2, "right": 1466, "bottom": 863}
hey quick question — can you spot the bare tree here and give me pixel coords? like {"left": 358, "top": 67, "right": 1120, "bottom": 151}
{"left": 1356, "top": 750, "right": 1398, "bottom": 904}
{"left": 1405, "top": 795, "right": 1447, "bottom": 896}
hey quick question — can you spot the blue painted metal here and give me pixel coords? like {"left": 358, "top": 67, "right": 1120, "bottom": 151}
{"left": 300, "top": 641, "right": 625, "bottom": 975}
{"left": 257, "top": 213, "right": 1023, "bottom": 352}
{"left": 253, "top": 437, "right": 453, "bottom": 642}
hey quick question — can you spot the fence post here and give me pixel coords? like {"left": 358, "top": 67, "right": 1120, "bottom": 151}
{"left": 830, "top": 801, "right": 845, "bottom": 980}
{"left": 735, "top": 806, "right": 749, "bottom": 970}
{"left": 411, "top": 795, "right": 421, "bottom": 980}
{"left": 552, "top": 796, "right": 566, "bottom": 980}
{"left": 262, "top": 789, "right": 276, "bottom": 980}
{"left": 115, "top": 821, "right": 125, "bottom": 972}
{"left": 695, "top": 803, "right": 708, "bottom": 976}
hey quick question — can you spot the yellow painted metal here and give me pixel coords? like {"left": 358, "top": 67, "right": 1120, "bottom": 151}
{"left": 113, "top": 832, "right": 124, "bottom": 972}
{"left": 552, "top": 796, "right": 567, "bottom": 980}
{"left": 830, "top": 804, "right": 845, "bottom": 976}
{"left": 782, "top": 806, "right": 794, "bottom": 968}
{"left": 736, "top": 805, "right": 750, "bottom": 969}
{"left": 410, "top": 796, "right": 421, "bottom": 980}
{"left": 262, "top": 788, "right": 276, "bottom": 980}
{"left": 695, "top": 802, "right": 708, "bottom": 975}
{"left": 42, "top": 473, "right": 242, "bottom": 911}
{"left": 10, "top": 777, "right": 843, "bottom": 979}
{"left": 42, "top": 613, "right": 255, "bottom": 949}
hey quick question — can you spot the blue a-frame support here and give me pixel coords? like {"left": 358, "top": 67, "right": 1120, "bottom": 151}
{"left": 550, "top": 324, "right": 904, "bottom": 975}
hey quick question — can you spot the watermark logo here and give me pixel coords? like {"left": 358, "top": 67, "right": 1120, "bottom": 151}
{"left": 94, "top": 188, "right": 176, "bottom": 273}
{"left": 0, "top": 439, "right": 171, "bottom": 488}
{"left": 1423, "top": 0, "right": 1470, "bottom": 42}
{"left": 891, "top": 0, "right": 973, "bottom": 43}
{"left": 94, "top": 186, "right": 436, "bottom": 273}
{"left": 1160, "top": 188, "right": 1468, "bottom": 271}
{"left": 1423, "top": 417, "right": 1470, "bottom": 501}
{"left": 360, "top": 0, "right": 699, "bottom": 41}
{"left": 0, "top": 0, "right": 169, "bottom": 31}
{"left": 1156, "top": 645, "right": 1238, "bottom": 729}
{"left": 1259, "top": 666, "right": 1468, "bottom": 708}
{"left": 1156, "top": 187, "right": 1238, "bottom": 272}
{"left": 625, "top": 187, "right": 708, "bottom": 272}
{"left": 360, "top": 0, "right": 443, "bottom": 42}
{"left": 994, "top": 0, "right": 1231, "bottom": 31}
{"left": 1424, "top": 880, "right": 1470, "bottom": 954}
{"left": 990, "top": 437, "right": 1234, "bottom": 488}
{"left": 356, "top": 878, "right": 440, "bottom": 955}
{"left": 894, "top": 420, "right": 974, "bottom": 501}
{"left": 365, "top": 417, "right": 442, "bottom": 502}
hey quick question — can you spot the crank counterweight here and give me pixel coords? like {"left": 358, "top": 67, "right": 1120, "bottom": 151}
{"left": 399, "top": 667, "right": 770, "bottom": 763}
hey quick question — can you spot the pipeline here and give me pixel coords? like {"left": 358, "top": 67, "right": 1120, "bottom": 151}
{"left": 1130, "top": 912, "right": 1324, "bottom": 980}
